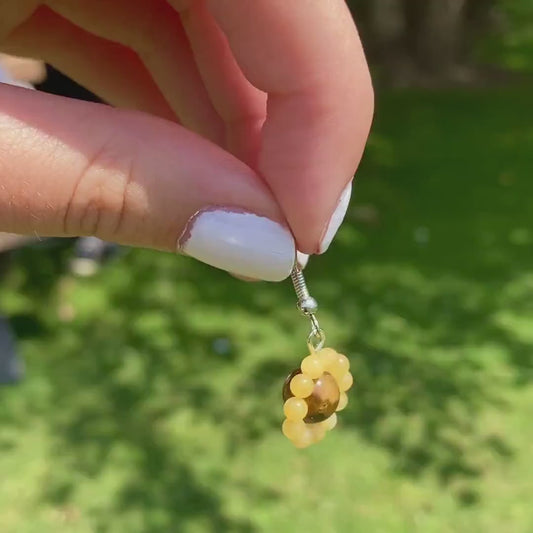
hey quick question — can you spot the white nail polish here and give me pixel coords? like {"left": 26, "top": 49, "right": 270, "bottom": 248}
{"left": 318, "top": 182, "right": 352, "bottom": 254}
{"left": 0, "top": 68, "right": 34, "bottom": 89}
{"left": 296, "top": 251, "right": 309, "bottom": 269}
{"left": 178, "top": 207, "right": 296, "bottom": 282}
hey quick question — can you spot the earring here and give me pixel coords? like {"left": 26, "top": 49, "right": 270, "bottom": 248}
{"left": 281, "top": 266, "right": 354, "bottom": 448}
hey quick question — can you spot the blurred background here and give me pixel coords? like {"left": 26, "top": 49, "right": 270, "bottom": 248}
{"left": 1, "top": 1, "right": 533, "bottom": 531}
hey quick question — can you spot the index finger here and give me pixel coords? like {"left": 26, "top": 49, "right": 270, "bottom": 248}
{"left": 207, "top": 0, "right": 373, "bottom": 254}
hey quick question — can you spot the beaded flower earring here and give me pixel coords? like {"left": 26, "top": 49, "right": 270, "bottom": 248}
{"left": 281, "top": 266, "right": 354, "bottom": 448}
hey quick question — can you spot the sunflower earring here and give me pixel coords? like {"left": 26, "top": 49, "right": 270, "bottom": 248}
{"left": 281, "top": 266, "right": 354, "bottom": 448}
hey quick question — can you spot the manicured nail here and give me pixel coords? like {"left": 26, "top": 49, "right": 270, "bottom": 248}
{"left": 0, "top": 70, "right": 33, "bottom": 89}
{"left": 296, "top": 251, "right": 309, "bottom": 269}
{"left": 318, "top": 182, "right": 352, "bottom": 254}
{"left": 177, "top": 207, "right": 296, "bottom": 282}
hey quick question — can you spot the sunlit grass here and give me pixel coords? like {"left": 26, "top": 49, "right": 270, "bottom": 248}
{"left": 1, "top": 89, "right": 532, "bottom": 533}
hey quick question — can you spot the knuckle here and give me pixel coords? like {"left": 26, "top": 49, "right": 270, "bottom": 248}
{"left": 63, "top": 133, "right": 137, "bottom": 239}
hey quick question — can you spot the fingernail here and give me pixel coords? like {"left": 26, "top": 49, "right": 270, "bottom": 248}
{"left": 177, "top": 207, "right": 296, "bottom": 282}
{"left": 0, "top": 70, "right": 34, "bottom": 89}
{"left": 296, "top": 251, "right": 309, "bottom": 269}
{"left": 318, "top": 182, "right": 352, "bottom": 254}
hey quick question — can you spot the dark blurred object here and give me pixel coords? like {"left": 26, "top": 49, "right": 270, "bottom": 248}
{"left": 36, "top": 64, "right": 102, "bottom": 102}
{"left": 70, "top": 237, "right": 121, "bottom": 277}
{"left": 347, "top": 0, "right": 532, "bottom": 86}
{"left": 0, "top": 316, "right": 24, "bottom": 384}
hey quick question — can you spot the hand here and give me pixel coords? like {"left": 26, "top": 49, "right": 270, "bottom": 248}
{"left": 0, "top": 0, "right": 373, "bottom": 281}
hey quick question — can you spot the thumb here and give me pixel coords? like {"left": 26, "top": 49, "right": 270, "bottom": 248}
{"left": 0, "top": 85, "right": 295, "bottom": 281}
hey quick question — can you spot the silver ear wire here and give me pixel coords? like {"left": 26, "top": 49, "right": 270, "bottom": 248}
{"left": 290, "top": 266, "right": 325, "bottom": 351}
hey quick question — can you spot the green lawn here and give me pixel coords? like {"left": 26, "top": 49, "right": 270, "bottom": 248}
{"left": 1, "top": 89, "right": 533, "bottom": 533}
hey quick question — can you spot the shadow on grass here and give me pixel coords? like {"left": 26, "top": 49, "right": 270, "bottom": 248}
{"left": 1, "top": 89, "right": 532, "bottom": 527}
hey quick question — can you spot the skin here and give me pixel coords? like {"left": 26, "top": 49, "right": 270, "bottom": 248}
{"left": 0, "top": 0, "right": 374, "bottom": 256}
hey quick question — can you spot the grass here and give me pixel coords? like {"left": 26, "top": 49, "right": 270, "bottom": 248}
{"left": 1, "top": 88, "right": 533, "bottom": 533}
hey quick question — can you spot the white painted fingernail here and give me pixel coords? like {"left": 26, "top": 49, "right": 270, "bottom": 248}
{"left": 0, "top": 68, "right": 34, "bottom": 89}
{"left": 177, "top": 207, "right": 296, "bottom": 282}
{"left": 318, "top": 182, "right": 352, "bottom": 254}
{"left": 296, "top": 251, "right": 309, "bottom": 269}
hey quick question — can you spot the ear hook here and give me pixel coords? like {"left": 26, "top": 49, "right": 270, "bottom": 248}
{"left": 290, "top": 266, "right": 325, "bottom": 351}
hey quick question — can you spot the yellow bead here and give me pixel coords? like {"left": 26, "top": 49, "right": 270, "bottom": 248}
{"left": 283, "top": 397, "right": 308, "bottom": 420}
{"left": 336, "top": 391, "right": 348, "bottom": 411}
{"left": 290, "top": 373, "right": 314, "bottom": 398}
{"left": 317, "top": 348, "right": 338, "bottom": 370}
{"left": 339, "top": 372, "right": 354, "bottom": 392}
{"left": 329, "top": 354, "right": 350, "bottom": 380}
{"left": 292, "top": 428, "right": 313, "bottom": 448}
{"left": 282, "top": 419, "right": 306, "bottom": 440}
{"left": 309, "top": 423, "right": 327, "bottom": 443}
{"left": 322, "top": 413, "right": 338, "bottom": 431}
{"left": 300, "top": 355, "right": 323, "bottom": 379}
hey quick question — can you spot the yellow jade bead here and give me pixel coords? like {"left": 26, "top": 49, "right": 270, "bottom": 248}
{"left": 329, "top": 354, "right": 350, "bottom": 380}
{"left": 292, "top": 428, "right": 313, "bottom": 448}
{"left": 322, "top": 413, "right": 338, "bottom": 431}
{"left": 309, "top": 423, "right": 327, "bottom": 443}
{"left": 282, "top": 419, "right": 306, "bottom": 440}
{"left": 290, "top": 373, "right": 315, "bottom": 398}
{"left": 283, "top": 397, "right": 308, "bottom": 420}
{"left": 336, "top": 391, "right": 348, "bottom": 412}
{"left": 300, "top": 355, "right": 323, "bottom": 379}
{"left": 339, "top": 372, "right": 354, "bottom": 392}
{"left": 317, "top": 348, "right": 337, "bottom": 370}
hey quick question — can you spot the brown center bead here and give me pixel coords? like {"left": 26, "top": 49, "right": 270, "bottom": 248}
{"left": 283, "top": 368, "right": 340, "bottom": 423}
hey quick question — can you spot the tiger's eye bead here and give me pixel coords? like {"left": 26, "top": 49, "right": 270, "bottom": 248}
{"left": 283, "top": 397, "right": 308, "bottom": 420}
{"left": 283, "top": 369, "right": 301, "bottom": 402}
{"left": 301, "top": 354, "right": 323, "bottom": 379}
{"left": 283, "top": 369, "right": 341, "bottom": 423}
{"left": 304, "top": 372, "right": 340, "bottom": 423}
{"left": 290, "top": 373, "right": 315, "bottom": 398}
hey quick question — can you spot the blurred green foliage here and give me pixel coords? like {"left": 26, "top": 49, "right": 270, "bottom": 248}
{"left": 1, "top": 88, "right": 532, "bottom": 532}
{"left": 478, "top": 0, "right": 533, "bottom": 72}
{"left": 347, "top": 0, "right": 533, "bottom": 84}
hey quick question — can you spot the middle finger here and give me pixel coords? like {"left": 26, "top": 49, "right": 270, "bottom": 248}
{"left": 46, "top": 0, "right": 225, "bottom": 145}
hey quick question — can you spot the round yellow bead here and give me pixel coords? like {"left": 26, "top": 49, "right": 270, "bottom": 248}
{"left": 292, "top": 428, "right": 313, "bottom": 448}
{"left": 300, "top": 355, "right": 323, "bottom": 379}
{"left": 309, "top": 423, "right": 327, "bottom": 443}
{"left": 289, "top": 373, "right": 315, "bottom": 398}
{"left": 339, "top": 372, "right": 354, "bottom": 392}
{"left": 317, "top": 348, "right": 338, "bottom": 370}
{"left": 283, "top": 397, "right": 308, "bottom": 420}
{"left": 329, "top": 354, "right": 350, "bottom": 380}
{"left": 322, "top": 413, "right": 338, "bottom": 431}
{"left": 336, "top": 391, "right": 348, "bottom": 412}
{"left": 282, "top": 419, "right": 306, "bottom": 440}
